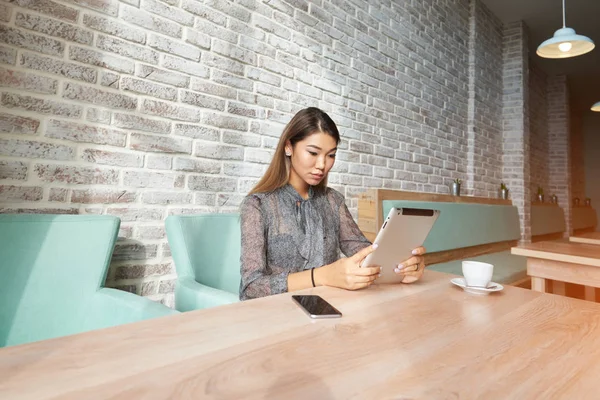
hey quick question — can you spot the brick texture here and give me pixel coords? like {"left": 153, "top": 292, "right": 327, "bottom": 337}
{"left": 0, "top": 0, "right": 574, "bottom": 306}
{"left": 529, "top": 64, "right": 549, "bottom": 200}
{"left": 502, "top": 21, "right": 531, "bottom": 242}
{"left": 570, "top": 110, "right": 585, "bottom": 202}
{"left": 465, "top": 0, "right": 503, "bottom": 197}
{"left": 547, "top": 75, "right": 572, "bottom": 234}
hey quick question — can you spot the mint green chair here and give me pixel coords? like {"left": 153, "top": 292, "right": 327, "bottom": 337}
{"left": 380, "top": 200, "right": 526, "bottom": 284}
{"left": 165, "top": 214, "right": 241, "bottom": 312}
{"left": 0, "top": 214, "right": 178, "bottom": 348}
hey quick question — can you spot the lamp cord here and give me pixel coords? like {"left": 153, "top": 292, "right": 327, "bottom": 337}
{"left": 562, "top": 0, "right": 566, "bottom": 28}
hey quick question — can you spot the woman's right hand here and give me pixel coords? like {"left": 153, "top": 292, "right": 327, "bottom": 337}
{"left": 316, "top": 244, "right": 381, "bottom": 290}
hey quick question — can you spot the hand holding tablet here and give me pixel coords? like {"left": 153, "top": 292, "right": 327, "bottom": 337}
{"left": 315, "top": 244, "right": 381, "bottom": 290}
{"left": 360, "top": 207, "right": 440, "bottom": 284}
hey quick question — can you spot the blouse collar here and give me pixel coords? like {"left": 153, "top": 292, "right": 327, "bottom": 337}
{"left": 282, "top": 183, "right": 313, "bottom": 201}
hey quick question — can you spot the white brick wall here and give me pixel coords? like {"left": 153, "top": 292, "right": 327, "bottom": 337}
{"left": 547, "top": 75, "right": 572, "bottom": 234}
{"left": 570, "top": 111, "right": 585, "bottom": 202}
{"left": 502, "top": 21, "right": 531, "bottom": 242}
{"left": 529, "top": 63, "right": 549, "bottom": 199}
{"left": 0, "top": 0, "right": 575, "bottom": 305}
{"left": 466, "top": 0, "right": 503, "bottom": 197}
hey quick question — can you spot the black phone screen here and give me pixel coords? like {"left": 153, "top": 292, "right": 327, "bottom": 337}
{"left": 292, "top": 295, "right": 342, "bottom": 318}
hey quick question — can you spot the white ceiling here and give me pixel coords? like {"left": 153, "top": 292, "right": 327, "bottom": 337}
{"left": 480, "top": 0, "right": 600, "bottom": 113}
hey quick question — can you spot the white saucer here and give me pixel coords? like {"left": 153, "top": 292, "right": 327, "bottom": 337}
{"left": 451, "top": 278, "right": 503, "bottom": 295}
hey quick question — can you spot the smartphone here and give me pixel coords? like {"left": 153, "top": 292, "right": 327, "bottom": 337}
{"left": 292, "top": 295, "right": 342, "bottom": 319}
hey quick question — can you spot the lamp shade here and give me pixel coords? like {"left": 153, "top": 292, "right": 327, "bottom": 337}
{"left": 536, "top": 27, "right": 595, "bottom": 58}
{"left": 592, "top": 102, "right": 600, "bottom": 112}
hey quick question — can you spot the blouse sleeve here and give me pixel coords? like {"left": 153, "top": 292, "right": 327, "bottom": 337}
{"left": 334, "top": 191, "right": 372, "bottom": 256}
{"left": 239, "top": 195, "right": 289, "bottom": 300}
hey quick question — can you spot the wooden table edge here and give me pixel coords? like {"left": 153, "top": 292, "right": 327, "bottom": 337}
{"left": 511, "top": 246, "right": 600, "bottom": 267}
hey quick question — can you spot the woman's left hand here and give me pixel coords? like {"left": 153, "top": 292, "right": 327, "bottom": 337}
{"left": 394, "top": 246, "right": 426, "bottom": 283}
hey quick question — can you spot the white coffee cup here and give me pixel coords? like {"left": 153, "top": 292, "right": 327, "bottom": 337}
{"left": 462, "top": 260, "right": 494, "bottom": 288}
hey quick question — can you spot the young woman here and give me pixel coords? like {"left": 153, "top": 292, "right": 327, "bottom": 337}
{"left": 240, "top": 107, "right": 425, "bottom": 300}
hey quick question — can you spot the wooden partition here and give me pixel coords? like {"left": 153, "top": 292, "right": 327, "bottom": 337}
{"left": 357, "top": 189, "right": 517, "bottom": 270}
{"left": 572, "top": 206, "right": 598, "bottom": 235}
{"left": 358, "top": 189, "right": 511, "bottom": 242}
{"left": 530, "top": 202, "right": 566, "bottom": 243}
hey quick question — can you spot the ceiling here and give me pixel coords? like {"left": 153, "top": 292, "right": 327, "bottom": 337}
{"left": 480, "top": 0, "right": 600, "bottom": 114}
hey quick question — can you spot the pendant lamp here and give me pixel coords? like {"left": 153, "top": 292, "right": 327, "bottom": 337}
{"left": 537, "top": 0, "right": 595, "bottom": 59}
{"left": 592, "top": 102, "right": 600, "bottom": 112}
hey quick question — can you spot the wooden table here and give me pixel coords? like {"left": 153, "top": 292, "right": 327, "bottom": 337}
{"left": 512, "top": 241, "right": 600, "bottom": 301}
{"left": 570, "top": 232, "right": 600, "bottom": 245}
{"left": 3, "top": 271, "right": 600, "bottom": 399}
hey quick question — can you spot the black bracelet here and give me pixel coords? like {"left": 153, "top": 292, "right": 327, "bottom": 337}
{"left": 311, "top": 267, "right": 316, "bottom": 287}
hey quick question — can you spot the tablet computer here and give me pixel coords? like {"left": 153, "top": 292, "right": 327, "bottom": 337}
{"left": 360, "top": 207, "right": 440, "bottom": 284}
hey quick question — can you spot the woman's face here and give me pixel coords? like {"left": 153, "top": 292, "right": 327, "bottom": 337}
{"left": 286, "top": 131, "right": 338, "bottom": 189}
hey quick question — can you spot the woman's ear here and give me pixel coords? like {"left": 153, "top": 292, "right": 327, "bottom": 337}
{"left": 285, "top": 141, "right": 292, "bottom": 157}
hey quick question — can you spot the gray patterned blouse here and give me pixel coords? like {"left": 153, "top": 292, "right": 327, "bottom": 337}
{"left": 239, "top": 184, "right": 371, "bottom": 300}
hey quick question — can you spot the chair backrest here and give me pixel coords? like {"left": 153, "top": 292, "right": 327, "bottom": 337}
{"left": 0, "top": 214, "right": 120, "bottom": 347}
{"left": 165, "top": 214, "right": 242, "bottom": 295}
{"left": 381, "top": 200, "right": 521, "bottom": 253}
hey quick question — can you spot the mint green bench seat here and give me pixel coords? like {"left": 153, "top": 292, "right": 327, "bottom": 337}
{"left": 0, "top": 214, "right": 178, "bottom": 348}
{"left": 425, "top": 251, "right": 528, "bottom": 284}
{"left": 165, "top": 214, "right": 241, "bottom": 312}
{"left": 381, "top": 200, "right": 526, "bottom": 284}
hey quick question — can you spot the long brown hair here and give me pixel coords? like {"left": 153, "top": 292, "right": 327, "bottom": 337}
{"left": 249, "top": 107, "right": 340, "bottom": 195}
